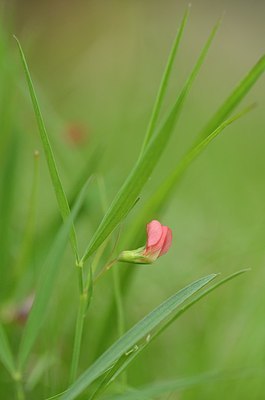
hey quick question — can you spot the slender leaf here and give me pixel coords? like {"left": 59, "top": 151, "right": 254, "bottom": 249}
{"left": 0, "top": 323, "right": 16, "bottom": 376}
{"left": 125, "top": 104, "right": 254, "bottom": 245}
{"left": 17, "top": 178, "right": 92, "bottom": 371}
{"left": 198, "top": 55, "right": 265, "bottom": 140}
{"left": 14, "top": 36, "right": 79, "bottom": 261}
{"left": 56, "top": 274, "right": 217, "bottom": 399}
{"left": 0, "top": 132, "right": 19, "bottom": 299}
{"left": 139, "top": 5, "right": 190, "bottom": 154}
{"left": 82, "top": 21, "right": 219, "bottom": 262}
{"left": 90, "top": 269, "right": 249, "bottom": 398}
{"left": 105, "top": 370, "right": 246, "bottom": 400}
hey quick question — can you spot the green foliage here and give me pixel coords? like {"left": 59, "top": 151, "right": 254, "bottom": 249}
{"left": 58, "top": 274, "right": 217, "bottom": 399}
{"left": 0, "top": 324, "right": 16, "bottom": 377}
{"left": 17, "top": 178, "right": 91, "bottom": 371}
{"left": 0, "top": 5, "right": 264, "bottom": 400}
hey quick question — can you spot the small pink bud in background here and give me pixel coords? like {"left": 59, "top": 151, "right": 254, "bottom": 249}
{"left": 64, "top": 123, "right": 88, "bottom": 146}
{"left": 1, "top": 294, "right": 35, "bottom": 326}
{"left": 14, "top": 294, "right": 35, "bottom": 325}
{"left": 118, "top": 220, "right": 172, "bottom": 264}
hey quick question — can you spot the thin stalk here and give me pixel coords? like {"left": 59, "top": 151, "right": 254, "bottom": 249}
{"left": 15, "top": 150, "right": 39, "bottom": 278}
{"left": 139, "top": 5, "right": 190, "bottom": 156}
{"left": 14, "top": 373, "right": 25, "bottom": 400}
{"left": 111, "top": 266, "right": 127, "bottom": 386}
{"left": 69, "top": 290, "right": 87, "bottom": 384}
{"left": 97, "top": 175, "right": 127, "bottom": 387}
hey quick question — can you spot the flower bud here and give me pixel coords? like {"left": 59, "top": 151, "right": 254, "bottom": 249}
{"left": 117, "top": 220, "right": 172, "bottom": 264}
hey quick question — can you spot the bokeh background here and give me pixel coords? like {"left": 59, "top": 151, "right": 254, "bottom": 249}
{"left": 0, "top": 0, "right": 265, "bottom": 399}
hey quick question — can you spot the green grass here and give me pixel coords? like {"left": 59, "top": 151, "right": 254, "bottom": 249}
{"left": 0, "top": 3, "right": 265, "bottom": 400}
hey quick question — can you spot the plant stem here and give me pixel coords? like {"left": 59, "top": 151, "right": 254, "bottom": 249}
{"left": 111, "top": 266, "right": 127, "bottom": 387}
{"left": 14, "top": 373, "right": 25, "bottom": 400}
{"left": 69, "top": 290, "right": 87, "bottom": 384}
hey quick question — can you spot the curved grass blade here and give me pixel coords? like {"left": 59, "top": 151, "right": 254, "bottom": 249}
{"left": 0, "top": 323, "right": 16, "bottom": 376}
{"left": 14, "top": 36, "right": 79, "bottom": 261}
{"left": 91, "top": 269, "right": 249, "bottom": 398}
{"left": 54, "top": 274, "right": 217, "bottom": 399}
{"left": 198, "top": 55, "right": 265, "bottom": 140}
{"left": 15, "top": 150, "right": 39, "bottom": 279}
{"left": 125, "top": 104, "right": 254, "bottom": 246}
{"left": 81, "top": 21, "right": 220, "bottom": 262}
{"left": 17, "top": 178, "right": 92, "bottom": 371}
{"left": 139, "top": 5, "right": 190, "bottom": 155}
{"left": 105, "top": 369, "right": 252, "bottom": 400}
{"left": 0, "top": 132, "right": 19, "bottom": 299}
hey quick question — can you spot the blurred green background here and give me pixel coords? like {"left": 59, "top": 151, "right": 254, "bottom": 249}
{"left": 0, "top": 0, "right": 265, "bottom": 399}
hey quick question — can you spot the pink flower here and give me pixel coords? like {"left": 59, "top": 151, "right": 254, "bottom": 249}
{"left": 118, "top": 220, "right": 172, "bottom": 264}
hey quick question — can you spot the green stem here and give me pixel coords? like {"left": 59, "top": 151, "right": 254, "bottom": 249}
{"left": 111, "top": 266, "right": 127, "bottom": 387}
{"left": 14, "top": 373, "right": 25, "bottom": 400}
{"left": 69, "top": 290, "right": 87, "bottom": 384}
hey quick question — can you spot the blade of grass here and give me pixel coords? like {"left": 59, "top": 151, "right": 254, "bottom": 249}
{"left": 91, "top": 269, "right": 249, "bottom": 398}
{"left": 139, "top": 5, "right": 190, "bottom": 155}
{"left": 0, "top": 323, "right": 16, "bottom": 376}
{"left": 198, "top": 55, "right": 265, "bottom": 140}
{"left": 106, "top": 372, "right": 224, "bottom": 400}
{"left": 14, "top": 36, "right": 79, "bottom": 261}
{"left": 17, "top": 177, "right": 92, "bottom": 371}
{"left": 81, "top": 21, "right": 219, "bottom": 263}
{"left": 54, "top": 274, "right": 217, "bottom": 399}
{"left": 0, "top": 132, "right": 19, "bottom": 300}
{"left": 125, "top": 104, "right": 254, "bottom": 246}
{"left": 105, "top": 369, "right": 256, "bottom": 400}
{"left": 15, "top": 150, "right": 40, "bottom": 279}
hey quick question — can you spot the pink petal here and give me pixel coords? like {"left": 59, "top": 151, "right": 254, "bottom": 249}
{"left": 159, "top": 227, "right": 172, "bottom": 256}
{"left": 146, "top": 220, "right": 163, "bottom": 248}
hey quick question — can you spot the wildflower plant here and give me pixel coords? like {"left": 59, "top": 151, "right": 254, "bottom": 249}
{"left": 0, "top": 5, "right": 264, "bottom": 400}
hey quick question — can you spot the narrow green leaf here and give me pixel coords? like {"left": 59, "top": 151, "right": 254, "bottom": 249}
{"left": 125, "top": 104, "right": 254, "bottom": 245}
{"left": 17, "top": 178, "right": 92, "bottom": 371}
{"left": 139, "top": 5, "right": 190, "bottom": 154}
{"left": 105, "top": 370, "right": 237, "bottom": 400}
{"left": 0, "top": 323, "right": 16, "bottom": 376}
{"left": 15, "top": 150, "right": 40, "bottom": 278}
{"left": 82, "top": 21, "right": 219, "bottom": 262}
{"left": 57, "top": 274, "right": 216, "bottom": 399}
{"left": 157, "top": 269, "right": 250, "bottom": 339}
{"left": 93, "top": 269, "right": 249, "bottom": 397}
{"left": 14, "top": 36, "right": 79, "bottom": 261}
{"left": 198, "top": 55, "right": 265, "bottom": 140}
{"left": 0, "top": 132, "right": 19, "bottom": 299}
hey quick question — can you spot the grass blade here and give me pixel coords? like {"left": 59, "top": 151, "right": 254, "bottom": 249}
{"left": 55, "top": 273, "right": 217, "bottom": 399}
{"left": 0, "top": 323, "right": 16, "bottom": 376}
{"left": 126, "top": 104, "right": 254, "bottom": 245}
{"left": 105, "top": 370, "right": 247, "bottom": 400}
{"left": 92, "top": 269, "right": 249, "bottom": 398}
{"left": 14, "top": 36, "right": 79, "bottom": 261}
{"left": 17, "top": 178, "right": 92, "bottom": 371}
{"left": 82, "top": 21, "right": 219, "bottom": 262}
{"left": 198, "top": 55, "right": 265, "bottom": 140}
{"left": 0, "top": 132, "right": 19, "bottom": 300}
{"left": 139, "top": 5, "right": 190, "bottom": 155}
